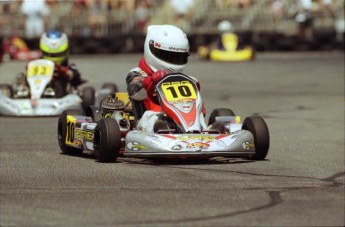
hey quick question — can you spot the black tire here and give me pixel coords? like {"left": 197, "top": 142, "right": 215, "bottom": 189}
{"left": 93, "top": 118, "right": 121, "bottom": 163}
{"left": 242, "top": 116, "right": 270, "bottom": 160}
{"left": 208, "top": 108, "right": 235, "bottom": 126}
{"left": 57, "top": 109, "right": 84, "bottom": 155}
{"left": 82, "top": 86, "right": 95, "bottom": 113}
{"left": 54, "top": 80, "right": 67, "bottom": 98}
{"left": 0, "top": 84, "right": 13, "bottom": 97}
{"left": 101, "top": 83, "right": 118, "bottom": 93}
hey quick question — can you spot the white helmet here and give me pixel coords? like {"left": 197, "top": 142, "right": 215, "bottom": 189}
{"left": 217, "top": 20, "right": 233, "bottom": 33}
{"left": 40, "top": 30, "right": 69, "bottom": 64}
{"left": 144, "top": 25, "right": 190, "bottom": 73}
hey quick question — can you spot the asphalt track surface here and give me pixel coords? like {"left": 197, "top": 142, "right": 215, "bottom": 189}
{"left": 0, "top": 52, "right": 344, "bottom": 227}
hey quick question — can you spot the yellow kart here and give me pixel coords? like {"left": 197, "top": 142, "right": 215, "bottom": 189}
{"left": 198, "top": 32, "right": 255, "bottom": 62}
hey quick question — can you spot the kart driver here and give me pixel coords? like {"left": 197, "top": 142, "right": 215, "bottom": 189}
{"left": 39, "top": 30, "right": 84, "bottom": 97}
{"left": 216, "top": 20, "right": 244, "bottom": 51}
{"left": 126, "top": 24, "right": 207, "bottom": 133}
{"left": 14, "top": 30, "right": 84, "bottom": 98}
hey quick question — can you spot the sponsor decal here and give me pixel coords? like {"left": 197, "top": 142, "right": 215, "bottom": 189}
{"left": 186, "top": 142, "right": 209, "bottom": 149}
{"left": 177, "top": 135, "right": 214, "bottom": 141}
{"left": 242, "top": 141, "right": 254, "bottom": 150}
{"left": 168, "top": 47, "right": 188, "bottom": 52}
{"left": 182, "top": 103, "right": 192, "bottom": 111}
{"left": 127, "top": 141, "right": 147, "bottom": 151}
{"left": 74, "top": 129, "right": 93, "bottom": 141}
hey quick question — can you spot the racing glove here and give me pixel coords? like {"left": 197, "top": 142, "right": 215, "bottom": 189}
{"left": 143, "top": 70, "right": 167, "bottom": 88}
{"left": 142, "top": 70, "right": 167, "bottom": 103}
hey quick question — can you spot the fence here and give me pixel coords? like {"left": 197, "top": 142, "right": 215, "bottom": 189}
{"left": 0, "top": 0, "right": 344, "bottom": 53}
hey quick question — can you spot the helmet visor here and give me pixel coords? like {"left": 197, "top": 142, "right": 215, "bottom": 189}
{"left": 149, "top": 42, "right": 189, "bottom": 65}
{"left": 42, "top": 49, "right": 68, "bottom": 58}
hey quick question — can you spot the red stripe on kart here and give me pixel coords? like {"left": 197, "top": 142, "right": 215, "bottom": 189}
{"left": 216, "top": 134, "right": 228, "bottom": 140}
{"left": 161, "top": 134, "right": 177, "bottom": 140}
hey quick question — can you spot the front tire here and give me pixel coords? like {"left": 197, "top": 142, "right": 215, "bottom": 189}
{"left": 93, "top": 118, "right": 121, "bottom": 163}
{"left": 58, "top": 109, "right": 84, "bottom": 155}
{"left": 242, "top": 116, "right": 270, "bottom": 160}
{"left": 0, "top": 84, "right": 13, "bottom": 97}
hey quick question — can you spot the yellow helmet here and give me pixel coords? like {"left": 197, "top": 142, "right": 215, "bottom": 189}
{"left": 40, "top": 31, "right": 69, "bottom": 64}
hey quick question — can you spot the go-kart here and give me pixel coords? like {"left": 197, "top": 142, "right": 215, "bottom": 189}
{"left": 0, "top": 59, "right": 116, "bottom": 116}
{"left": 2, "top": 36, "right": 42, "bottom": 62}
{"left": 57, "top": 73, "right": 270, "bottom": 163}
{"left": 198, "top": 32, "right": 255, "bottom": 62}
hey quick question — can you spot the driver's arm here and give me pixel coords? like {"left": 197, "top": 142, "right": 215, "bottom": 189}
{"left": 126, "top": 71, "right": 146, "bottom": 101}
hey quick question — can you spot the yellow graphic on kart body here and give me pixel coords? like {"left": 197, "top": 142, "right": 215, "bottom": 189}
{"left": 75, "top": 129, "right": 93, "bottom": 141}
{"left": 177, "top": 135, "right": 215, "bottom": 141}
{"left": 161, "top": 81, "right": 197, "bottom": 102}
{"left": 65, "top": 115, "right": 77, "bottom": 146}
{"left": 186, "top": 142, "right": 210, "bottom": 149}
{"left": 28, "top": 65, "right": 52, "bottom": 77}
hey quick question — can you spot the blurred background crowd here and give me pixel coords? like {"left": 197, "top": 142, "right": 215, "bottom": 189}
{"left": 0, "top": 0, "right": 344, "bottom": 53}
{"left": 1, "top": 0, "right": 344, "bottom": 37}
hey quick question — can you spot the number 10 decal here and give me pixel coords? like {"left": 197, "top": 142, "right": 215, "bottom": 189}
{"left": 65, "top": 116, "right": 76, "bottom": 145}
{"left": 161, "top": 81, "right": 197, "bottom": 102}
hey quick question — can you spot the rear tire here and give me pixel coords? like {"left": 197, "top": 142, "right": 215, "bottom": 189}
{"left": 94, "top": 118, "right": 121, "bottom": 163}
{"left": 82, "top": 86, "right": 95, "bottom": 113}
{"left": 54, "top": 80, "right": 67, "bottom": 98}
{"left": 85, "top": 105, "right": 102, "bottom": 122}
{"left": 101, "top": 83, "right": 118, "bottom": 93}
{"left": 208, "top": 108, "right": 235, "bottom": 126}
{"left": 242, "top": 116, "right": 270, "bottom": 160}
{"left": 57, "top": 109, "right": 84, "bottom": 155}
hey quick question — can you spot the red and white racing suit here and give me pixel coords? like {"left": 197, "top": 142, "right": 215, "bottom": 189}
{"left": 126, "top": 58, "right": 207, "bottom": 133}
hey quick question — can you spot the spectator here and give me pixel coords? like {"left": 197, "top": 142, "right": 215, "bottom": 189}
{"left": 0, "top": 1, "right": 13, "bottom": 37}
{"left": 295, "top": 0, "right": 314, "bottom": 41}
{"left": 135, "top": 0, "right": 151, "bottom": 34}
{"left": 319, "top": 0, "right": 336, "bottom": 25}
{"left": 88, "top": 0, "right": 109, "bottom": 37}
{"left": 270, "top": 0, "right": 286, "bottom": 27}
{"left": 70, "top": 0, "right": 90, "bottom": 36}
{"left": 170, "top": 0, "right": 194, "bottom": 32}
{"left": 237, "top": 0, "right": 253, "bottom": 8}
{"left": 20, "top": 0, "right": 50, "bottom": 38}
